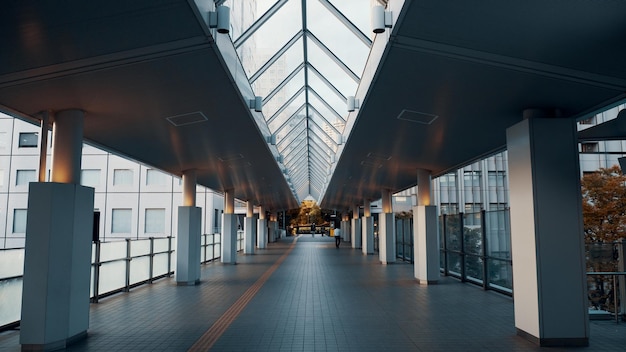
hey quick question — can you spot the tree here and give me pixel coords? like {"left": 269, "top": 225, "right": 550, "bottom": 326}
{"left": 290, "top": 200, "right": 324, "bottom": 226}
{"left": 581, "top": 165, "right": 626, "bottom": 243}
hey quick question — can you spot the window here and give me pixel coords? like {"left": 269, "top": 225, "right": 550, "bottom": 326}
{"left": 580, "top": 116, "right": 596, "bottom": 125}
{"left": 145, "top": 208, "right": 165, "bottom": 233}
{"left": 112, "top": 209, "right": 132, "bottom": 233}
{"left": 488, "top": 171, "right": 506, "bottom": 189}
{"left": 581, "top": 142, "right": 599, "bottom": 153}
{"left": 81, "top": 169, "right": 101, "bottom": 187}
{"left": 13, "top": 209, "right": 27, "bottom": 233}
{"left": 16, "top": 169, "right": 36, "bottom": 185}
{"left": 0, "top": 169, "right": 4, "bottom": 187}
{"left": 113, "top": 169, "right": 133, "bottom": 186}
{"left": 214, "top": 209, "right": 220, "bottom": 233}
{"left": 18, "top": 132, "right": 38, "bottom": 148}
{"left": 463, "top": 171, "right": 481, "bottom": 188}
{"left": 440, "top": 203, "right": 458, "bottom": 215}
{"left": 146, "top": 169, "right": 167, "bottom": 186}
{"left": 439, "top": 173, "right": 456, "bottom": 187}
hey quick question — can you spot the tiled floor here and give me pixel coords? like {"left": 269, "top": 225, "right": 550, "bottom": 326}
{"left": 2, "top": 235, "right": 626, "bottom": 351}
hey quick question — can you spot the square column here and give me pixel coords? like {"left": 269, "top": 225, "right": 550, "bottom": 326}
{"left": 362, "top": 217, "right": 374, "bottom": 255}
{"left": 351, "top": 218, "right": 362, "bottom": 249}
{"left": 176, "top": 206, "right": 201, "bottom": 285}
{"left": 413, "top": 205, "right": 439, "bottom": 284}
{"left": 257, "top": 218, "right": 267, "bottom": 249}
{"left": 244, "top": 217, "right": 256, "bottom": 254}
{"left": 378, "top": 213, "right": 396, "bottom": 264}
{"left": 20, "top": 183, "right": 94, "bottom": 350}
{"left": 507, "top": 117, "right": 588, "bottom": 346}
{"left": 269, "top": 220, "right": 278, "bottom": 242}
{"left": 221, "top": 213, "right": 237, "bottom": 264}
{"left": 341, "top": 219, "right": 350, "bottom": 242}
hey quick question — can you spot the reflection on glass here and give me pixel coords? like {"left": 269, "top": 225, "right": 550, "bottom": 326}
{"left": 307, "top": 0, "right": 369, "bottom": 75}
{"left": 237, "top": 0, "right": 302, "bottom": 78}
{"left": 328, "top": 0, "right": 372, "bottom": 36}
{"left": 252, "top": 37, "right": 304, "bottom": 98}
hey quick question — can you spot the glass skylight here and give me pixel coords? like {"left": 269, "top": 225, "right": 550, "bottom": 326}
{"left": 227, "top": 0, "right": 372, "bottom": 203}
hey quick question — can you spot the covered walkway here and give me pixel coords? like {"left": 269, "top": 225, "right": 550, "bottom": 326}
{"left": 2, "top": 236, "right": 625, "bottom": 351}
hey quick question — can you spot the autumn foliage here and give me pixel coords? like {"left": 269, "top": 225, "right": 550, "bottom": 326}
{"left": 581, "top": 165, "right": 626, "bottom": 243}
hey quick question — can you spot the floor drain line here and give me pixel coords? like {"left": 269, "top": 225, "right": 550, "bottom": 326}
{"left": 188, "top": 236, "right": 299, "bottom": 351}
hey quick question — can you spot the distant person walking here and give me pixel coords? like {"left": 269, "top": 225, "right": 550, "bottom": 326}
{"left": 334, "top": 227, "right": 341, "bottom": 248}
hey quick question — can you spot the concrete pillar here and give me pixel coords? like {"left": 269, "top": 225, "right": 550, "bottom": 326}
{"left": 362, "top": 200, "right": 374, "bottom": 255}
{"left": 268, "top": 212, "right": 278, "bottom": 242}
{"left": 414, "top": 169, "right": 439, "bottom": 284}
{"left": 21, "top": 110, "right": 94, "bottom": 350}
{"left": 176, "top": 170, "right": 201, "bottom": 285}
{"left": 257, "top": 206, "right": 267, "bottom": 249}
{"left": 341, "top": 214, "right": 350, "bottom": 242}
{"left": 221, "top": 189, "right": 237, "bottom": 263}
{"left": 379, "top": 189, "right": 396, "bottom": 264}
{"left": 352, "top": 205, "right": 362, "bottom": 249}
{"left": 506, "top": 112, "right": 588, "bottom": 347}
{"left": 244, "top": 201, "right": 256, "bottom": 254}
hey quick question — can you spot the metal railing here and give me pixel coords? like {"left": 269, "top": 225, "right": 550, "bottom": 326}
{"left": 0, "top": 232, "right": 233, "bottom": 331}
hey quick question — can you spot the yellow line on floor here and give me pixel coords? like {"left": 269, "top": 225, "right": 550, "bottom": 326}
{"left": 187, "top": 236, "right": 300, "bottom": 352}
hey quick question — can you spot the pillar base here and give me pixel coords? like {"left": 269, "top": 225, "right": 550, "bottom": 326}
{"left": 516, "top": 329, "right": 589, "bottom": 347}
{"left": 21, "top": 331, "right": 88, "bottom": 352}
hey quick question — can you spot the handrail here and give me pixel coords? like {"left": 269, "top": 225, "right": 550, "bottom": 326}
{"left": 0, "top": 233, "right": 229, "bottom": 331}
{"left": 586, "top": 272, "right": 625, "bottom": 324}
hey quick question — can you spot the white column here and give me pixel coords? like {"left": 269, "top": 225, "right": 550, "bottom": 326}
{"left": 176, "top": 169, "right": 201, "bottom": 285}
{"left": 379, "top": 189, "right": 396, "bottom": 264}
{"left": 362, "top": 200, "right": 374, "bottom": 255}
{"left": 413, "top": 169, "right": 439, "bottom": 284}
{"left": 244, "top": 201, "right": 256, "bottom": 254}
{"left": 21, "top": 110, "right": 94, "bottom": 350}
{"left": 351, "top": 205, "right": 362, "bottom": 248}
{"left": 506, "top": 112, "right": 588, "bottom": 347}
{"left": 221, "top": 189, "right": 237, "bottom": 263}
{"left": 268, "top": 212, "right": 278, "bottom": 243}
{"left": 341, "top": 214, "right": 350, "bottom": 242}
{"left": 257, "top": 206, "right": 267, "bottom": 249}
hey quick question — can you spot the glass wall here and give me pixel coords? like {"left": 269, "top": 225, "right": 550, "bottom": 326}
{"left": 439, "top": 210, "right": 513, "bottom": 294}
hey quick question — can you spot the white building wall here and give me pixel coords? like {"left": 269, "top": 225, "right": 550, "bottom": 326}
{"left": 0, "top": 113, "right": 226, "bottom": 249}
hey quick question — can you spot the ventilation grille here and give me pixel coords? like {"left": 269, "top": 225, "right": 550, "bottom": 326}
{"left": 397, "top": 109, "right": 438, "bottom": 125}
{"left": 166, "top": 111, "right": 208, "bottom": 126}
